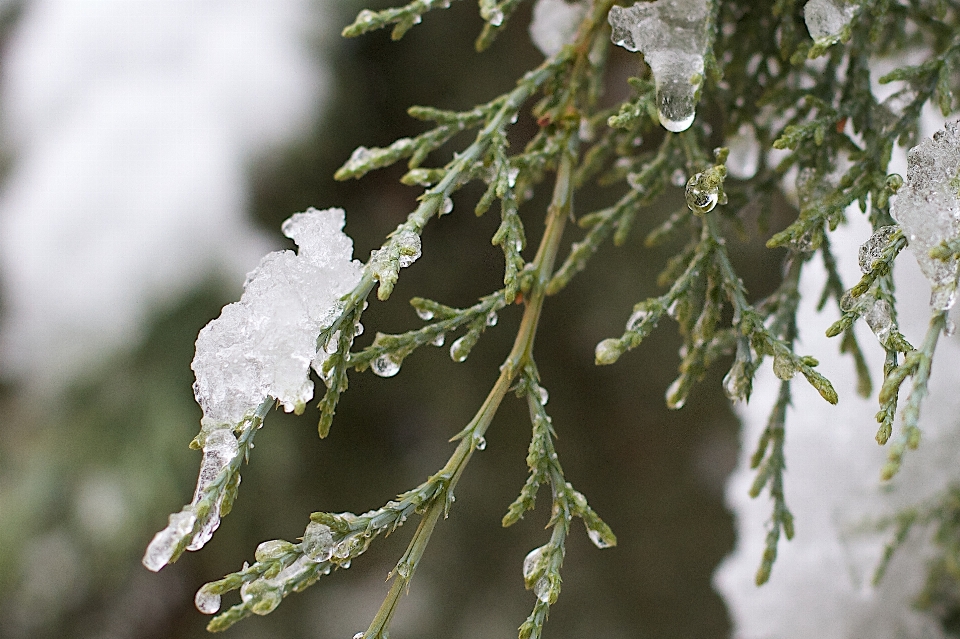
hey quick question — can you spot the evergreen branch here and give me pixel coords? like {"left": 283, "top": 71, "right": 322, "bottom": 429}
{"left": 878, "top": 311, "right": 948, "bottom": 480}
{"left": 342, "top": 0, "right": 459, "bottom": 41}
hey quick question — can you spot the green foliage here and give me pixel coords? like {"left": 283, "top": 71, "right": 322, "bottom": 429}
{"left": 149, "top": 0, "right": 960, "bottom": 636}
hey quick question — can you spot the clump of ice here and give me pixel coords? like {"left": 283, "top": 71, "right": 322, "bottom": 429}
{"left": 803, "top": 0, "right": 857, "bottom": 41}
{"left": 890, "top": 121, "right": 960, "bottom": 310}
{"left": 192, "top": 207, "right": 363, "bottom": 428}
{"left": 608, "top": 0, "right": 709, "bottom": 133}
{"left": 529, "top": 0, "right": 586, "bottom": 57}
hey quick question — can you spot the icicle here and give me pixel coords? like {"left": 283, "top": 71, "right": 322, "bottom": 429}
{"left": 188, "top": 428, "right": 239, "bottom": 551}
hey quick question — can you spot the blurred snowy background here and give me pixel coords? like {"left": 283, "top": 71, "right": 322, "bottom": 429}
{"left": 2, "top": 2, "right": 955, "bottom": 639}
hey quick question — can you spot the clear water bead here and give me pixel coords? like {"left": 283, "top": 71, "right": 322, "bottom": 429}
{"left": 395, "top": 230, "right": 422, "bottom": 268}
{"left": 142, "top": 510, "right": 197, "bottom": 572}
{"left": 627, "top": 306, "right": 651, "bottom": 331}
{"left": 486, "top": 311, "right": 499, "bottom": 326}
{"left": 441, "top": 196, "right": 454, "bottom": 215}
{"left": 858, "top": 225, "right": 899, "bottom": 274}
{"left": 431, "top": 332, "right": 446, "bottom": 347}
{"left": 450, "top": 336, "right": 471, "bottom": 362}
{"left": 302, "top": 522, "right": 336, "bottom": 562}
{"left": 944, "top": 319, "right": 956, "bottom": 337}
{"left": 594, "top": 338, "right": 623, "bottom": 365}
{"left": 475, "top": 435, "right": 487, "bottom": 451}
{"left": 371, "top": 353, "right": 402, "bottom": 378}
{"left": 416, "top": 307, "right": 434, "bottom": 321}
{"left": 195, "top": 585, "right": 221, "bottom": 614}
{"left": 685, "top": 172, "right": 720, "bottom": 215}
{"left": 353, "top": 633, "right": 365, "bottom": 639}
{"left": 523, "top": 545, "right": 546, "bottom": 580}
{"left": 864, "top": 299, "right": 894, "bottom": 344}
{"left": 587, "top": 527, "right": 614, "bottom": 549}
{"left": 537, "top": 386, "right": 549, "bottom": 405}
{"left": 803, "top": 0, "right": 857, "bottom": 41}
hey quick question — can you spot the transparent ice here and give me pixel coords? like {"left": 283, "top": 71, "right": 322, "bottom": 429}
{"left": 863, "top": 298, "right": 894, "bottom": 344}
{"left": 608, "top": 0, "right": 709, "bottom": 132}
{"left": 142, "top": 510, "right": 197, "bottom": 572}
{"left": 195, "top": 585, "right": 221, "bottom": 615}
{"left": 192, "top": 208, "right": 363, "bottom": 428}
{"left": 803, "top": 0, "right": 857, "bottom": 41}
{"left": 187, "top": 428, "right": 240, "bottom": 551}
{"left": 857, "top": 225, "right": 899, "bottom": 274}
{"left": 890, "top": 121, "right": 960, "bottom": 310}
{"left": 302, "top": 522, "right": 337, "bottom": 562}
{"left": 371, "top": 353, "right": 402, "bottom": 378}
{"left": 529, "top": 0, "right": 587, "bottom": 57}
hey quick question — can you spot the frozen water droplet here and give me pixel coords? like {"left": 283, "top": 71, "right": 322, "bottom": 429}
{"left": 302, "top": 522, "right": 336, "bottom": 562}
{"left": 450, "top": 336, "right": 471, "bottom": 362}
{"left": 534, "top": 576, "right": 552, "bottom": 602}
{"left": 188, "top": 429, "right": 240, "bottom": 551}
{"left": 608, "top": 1, "right": 707, "bottom": 133}
{"left": 371, "top": 353, "right": 402, "bottom": 378}
{"left": 685, "top": 172, "right": 720, "bottom": 215}
{"left": 507, "top": 167, "right": 520, "bottom": 188}
{"left": 523, "top": 545, "right": 546, "bottom": 580}
{"left": 475, "top": 435, "right": 487, "bottom": 451}
{"left": 486, "top": 311, "right": 499, "bottom": 326}
{"left": 416, "top": 307, "right": 435, "bottom": 321}
{"left": 353, "top": 322, "right": 364, "bottom": 337}
{"left": 839, "top": 290, "right": 859, "bottom": 313}
{"left": 722, "top": 361, "right": 749, "bottom": 402}
{"left": 772, "top": 353, "right": 796, "bottom": 380}
{"left": 431, "top": 332, "right": 446, "bottom": 347}
{"left": 864, "top": 298, "right": 894, "bottom": 344}
{"left": 195, "top": 585, "right": 221, "bottom": 614}
{"left": 255, "top": 539, "right": 294, "bottom": 563}
{"left": 537, "top": 386, "right": 549, "bottom": 405}
{"left": 341, "top": 559, "right": 352, "bottom": 569}
{"left": 142, "top": 510, "right": 197, "bottom": 571}
{"left": 594, "top": 338, "right": 623, "bottom": 365}
{"left": 671, "top": 169, "right": 687, "bottom": 187}
{"left": 395, "top": 230, "right": 422, "bottom": 268}
{"left": 441, "top": 196, "right": 454, "bottom": 215}
{"left": 627, "top": 307, "right": 651, "bottom": 331}
{"left": 353, "top": 633, "right": 365, "bottom": 639}
{"left": 488, "top": 8, "right": 504, "bottom": 26}
{"left": 586, "top": 527, "right": 613, "bottom": 549}
{"left": 665, "top": 377, "right": 685, "bottom": 409}
{"left": 858, "top": 225, "right": 899, "bottom": 274}
{"left": 944, "top": 319, "right": 956, "bottom": 337}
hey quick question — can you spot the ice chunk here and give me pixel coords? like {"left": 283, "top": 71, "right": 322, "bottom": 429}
{"left": 608, "top": 0, "right": 709, "bottom": 132}
{"left": 187, "top": 428, "right": 240, "bottom": 551}
{"left": 803, "top": 0, "right": 857, "bottom": 41}
{"left": 192, "top": 208, "right": 364, "bottom": 427}
{"left": 863, "top": 298, "right": 894, "bottom": 345}
{"left": 529, "top": 0, "right": 587, "bottom": 57}
{"left": 890, "top": 121, "right": 960, "bottom": 310}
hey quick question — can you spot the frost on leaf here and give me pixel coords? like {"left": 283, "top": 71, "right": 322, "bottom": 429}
{"left": 608, "top": 0, "right": 709, "bottom": 133}
{"left": 891, "top": 121, "right": 960, "bottom": 310}
{"left": 192, "top": 207, "right": 363, "bottom": 428}
{"left": 803, "top": 0, "right": 857, "bottom": 42}
{"left": 529, "top": 0, "right": 586, "bottom": 57}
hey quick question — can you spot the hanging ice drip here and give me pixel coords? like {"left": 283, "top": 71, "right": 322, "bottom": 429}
{"left": 608, "top": 0, "right": 709, "bottom": 133}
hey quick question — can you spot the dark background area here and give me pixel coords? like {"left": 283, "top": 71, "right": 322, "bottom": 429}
{"left": 0, "top": 2, "right": 782, "bottom": 637}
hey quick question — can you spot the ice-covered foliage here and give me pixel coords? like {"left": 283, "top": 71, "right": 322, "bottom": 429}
{"left": 891, "top": 121, "right": 960, "bottom": 310}
{"left": 608, "top": 0, "right": 709, "bottom": 132}
{"left": 192, "top": 208, "right": 363, "bottom": 427}
{"left": 804, "top": 0, "right": 858, "bottom": 42}
{"left": 529, "top": 0, "right": 586, "bottom": 57}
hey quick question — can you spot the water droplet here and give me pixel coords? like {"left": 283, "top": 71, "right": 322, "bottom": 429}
{"left": 353, "top": 322, "right": 364, "bottom": 337}
{"left": 657, "top": 80, "right": 697, "bottom": 133}
{"left": 450, "top": 336, "right": 471, "bottom": 362}
{"left": 416, "top": 308, "right": 435, "bottom": 321}
{"left": 665, "top": 377, "right": 685, "bottom": 409}
{"left": 839, "top": 290, "right": 858, "bottom": 313}
{"left": 863, "top": 299, "right": 894, "bottom": 344}
{"left": 722, "top": 361, "right": 749, "bottom": 402}
{"left": 256, "top": 539, "right": 294, "bottom": 563}
{"left": 475, "top": 435, "right": 487, "bottom": 451}
{"left": 671, "top": 168, "right": 687, "bottom": 187}
{"left": 195, "top": 585, "right": 221, "bottom": 614}
{"left": 507, "top": 167, "right": 519, "bottom": 188}
{"left": 523, "top": 545, "right": 546, "bottom": 580}
{"left": 486, "top": 311, "right": 499, "bottom": 326}
{"left": 488, "top": 8, "right": 504, "bottom": 25}
{"left": 395, "top": 230, "right": 422, "bottom": 268}
{"left": 627, "top": 307, "right": 651, "bottom": 331}
{"left": 586, "top": 527, "right": 614, "bottom": 549}
{"left": 431, "top": 332, "right": 445, "bottom": 347}
{"left": 441, "top": 196, "right": 454, "bottom": 215}
{"left": 537, "top": 386, "right": 549, "bottom": 405}
{"left": 594, "top": 338, "right": 622, "bottom": 365}
{"left": 945, "top": 319, "right": 957, "bottom": 336}
{"left": 341, "top": 559, "right": 351, "bottom": 569}
{"left": 302, "top": 522, "right": 336, "bottom": 562}
{"left": 685, "top": 172, "right": 720, "bottom": 215}
{"left": 371, "top": 353, "right": 402, "bottom": 377}
{"left": 353, "top": 633, "right": 365, "bottom": 639}
{"left": 772, "top": 353, "right": 796, "bottom": 380}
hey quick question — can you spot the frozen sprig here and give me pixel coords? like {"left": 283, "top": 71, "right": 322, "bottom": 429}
{"left": 342, "top": 0, "right": 455, "bottom": 41}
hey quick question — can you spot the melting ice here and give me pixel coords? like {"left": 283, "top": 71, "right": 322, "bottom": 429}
{"left": 608, "top": 0, "right": 709, "bottom": 132}
{"left": 187, "top": 428, "right": 240, "bottom": 551}
{"left": 192, "top": 208, "right": 363, "bottom": 427}
{"left": 890, "top": 121, "right": 960, "bottom": 310}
